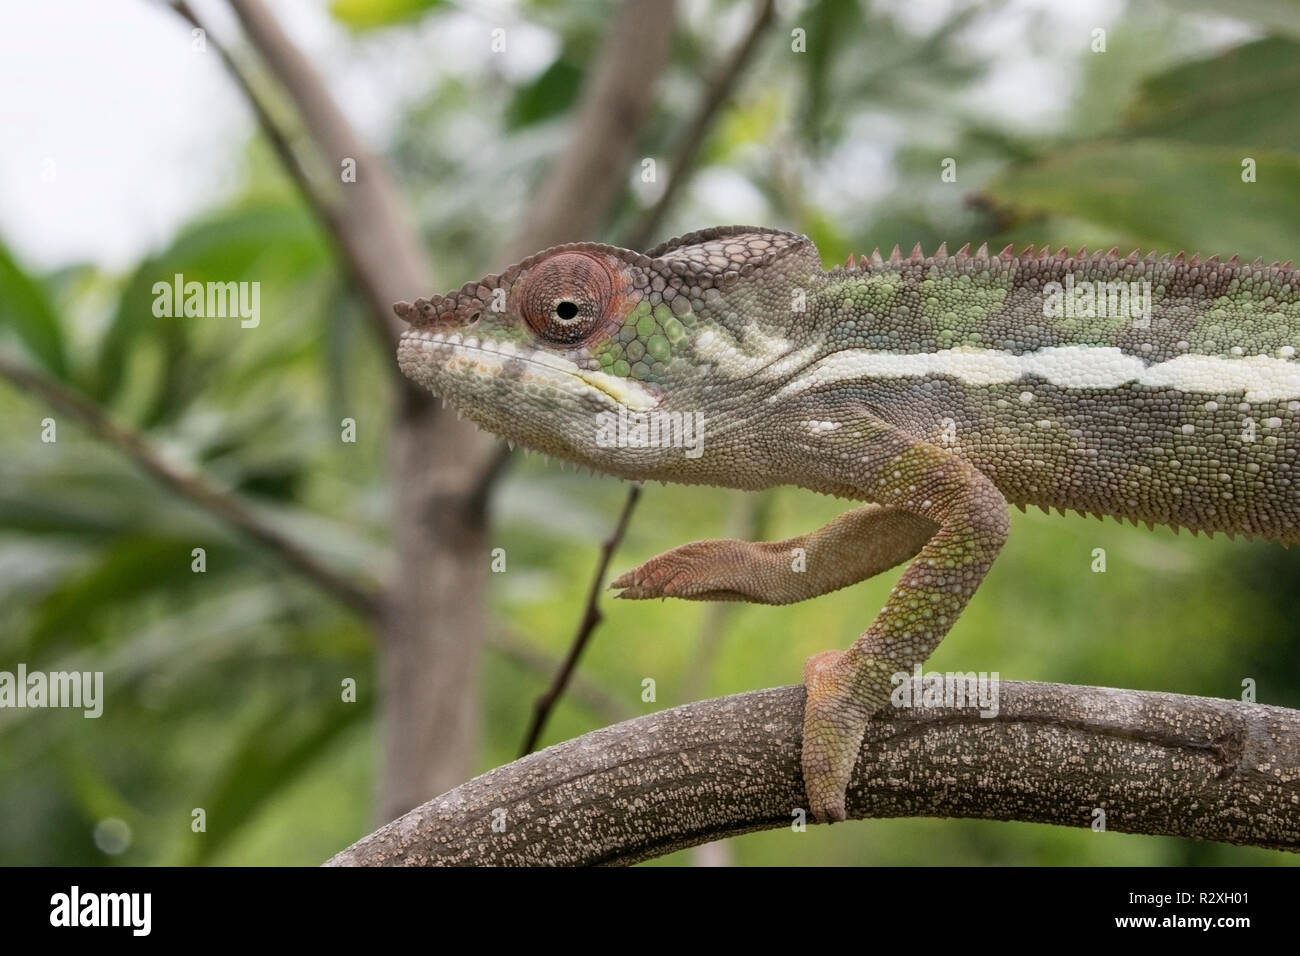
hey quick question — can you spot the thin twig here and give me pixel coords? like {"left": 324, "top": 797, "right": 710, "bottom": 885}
{"left": 518, "top": 484, "right": 642, "bottom": 756}
{"left": 0, "top": 352, "right": 380, "bottom": 620}
{"left": 490, "top": 631, "right": 632, "bottom": 726}
{"left": 513, "top": 1, "right": 768, "bottom": 755}
{"left": 623, "top": 0, "right": 777, "bottom": 251}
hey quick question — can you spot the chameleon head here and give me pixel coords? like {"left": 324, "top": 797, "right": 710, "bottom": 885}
{"left": 395, "top": 227, "right": 820, "bottom": 479}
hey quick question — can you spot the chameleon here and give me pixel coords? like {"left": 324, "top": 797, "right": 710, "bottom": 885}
{"left": 394, "top": 225, "right": 1300, "bottom": 823}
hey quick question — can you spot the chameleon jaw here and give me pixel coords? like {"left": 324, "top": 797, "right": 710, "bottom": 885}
{"left": 397, "top": 328, "right": 659, "bottom": 412}
{"left": 574, "top": 368, "right": 659, "bottom": 411}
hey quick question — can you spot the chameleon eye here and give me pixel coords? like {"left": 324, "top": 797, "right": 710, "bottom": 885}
{"left": 519, "top": 252, "right": 612, "bottom": 345}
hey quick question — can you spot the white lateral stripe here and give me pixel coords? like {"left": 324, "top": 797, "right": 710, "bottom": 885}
{"left": 1140, "top": 354, "right": 1300, "bottom": 402}
{"left": 772, "top": 346, "right": 1300, "bottom": 403}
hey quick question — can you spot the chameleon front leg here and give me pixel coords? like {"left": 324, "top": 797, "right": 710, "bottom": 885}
{"left": 610, "top": 503, "right": 937, "bottom": 604}
{"left": 611, "top": 419, "right": 1007, "bottom": 823}
{"left": 802, "top": 444, "right": 1009, "bottom": 822}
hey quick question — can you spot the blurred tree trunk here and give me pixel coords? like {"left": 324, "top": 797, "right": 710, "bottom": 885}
{"left": 382, "top": 391, "right": 495, "bottom": 817}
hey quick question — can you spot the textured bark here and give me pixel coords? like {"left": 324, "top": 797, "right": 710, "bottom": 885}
{"left": 380, "top": 394, "right": 496, "bottom": 817}
{"left": 326, "top": 682, "right": 1300, "bottom": 865}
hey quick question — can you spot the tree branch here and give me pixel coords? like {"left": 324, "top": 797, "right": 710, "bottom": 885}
{"left": 327, "top": 682, "right": 1300, "bottom": 865}
{"left": 623, "top": 0, "right": 776, "bottom": 251}
{"left": 0, "top": 352, "right": 380, "bottom": 620}
{"left": 510, "top": 0, "right": 677, "bottom": 260}
{"left": 221, "top": 0, "right": 433, "bottom": 353}
{"left": 518, "top": 484, "right": 641, "bottom": 756}
{"left": 167, "top": 0, "right": 408, "bottom": 351}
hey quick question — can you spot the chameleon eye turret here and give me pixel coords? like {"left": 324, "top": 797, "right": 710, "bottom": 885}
{"left": 518, "top": 252, "right": 615, "bottom": 345}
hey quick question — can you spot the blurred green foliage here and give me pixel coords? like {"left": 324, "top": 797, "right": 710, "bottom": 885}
{"left": 330, "top": 0, "right": 444, "bottom": 31}
{"left": 1, "top": 0, "right": 1298, "bottom": 865}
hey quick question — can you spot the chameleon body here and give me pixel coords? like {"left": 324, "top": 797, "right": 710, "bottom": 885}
{"left": 395, "top": 226, "right": 1300, "bottom": 822}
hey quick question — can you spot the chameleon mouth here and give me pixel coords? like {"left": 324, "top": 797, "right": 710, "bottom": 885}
{"left": 398, "top": 329, "right": 659, "bottom": 411}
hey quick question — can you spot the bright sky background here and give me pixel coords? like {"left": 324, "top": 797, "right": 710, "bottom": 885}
{"left": 0, "top": 0, "right": 1249, "bottom": 272}
{"left": 0, "top": 0, "right": 555, "bottom": 270}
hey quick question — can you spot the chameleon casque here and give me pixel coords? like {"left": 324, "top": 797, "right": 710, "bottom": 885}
{"left": 395, "top": 225, "right": 1300, "bottom": 823}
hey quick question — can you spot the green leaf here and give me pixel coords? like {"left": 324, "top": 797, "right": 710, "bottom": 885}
{"left": 0, "top": 237, "right": 69, "bottom": 377}
{"left": 1124, "top": 37, "right": 1300, "bottom": 152}
{"left": 505, "top": 58, "right": 584, "bottom": 129}
{"left": 980, "top": 140, "right": 1300, "bottom": 261}
{"left": 0, "top": 497, "right": 129, "bottom": 537}
{"left": 25, "top": 536, "right": 250, "bottom": 655}
{"left": 799, "top": 0, "right": 859, "bottom": 148}
{"left": 93, "top": 200, "right": 325, "bottom": 411}
{"left": 328, "top": 0, "right": 443, "bottom": 31}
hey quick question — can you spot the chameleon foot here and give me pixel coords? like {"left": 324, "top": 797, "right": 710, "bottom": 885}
{"left": 801, "top": 648, "right": 881, "bottom": 823}
{"left": 610, "top": 539, "right": 760, "bottom": 602}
